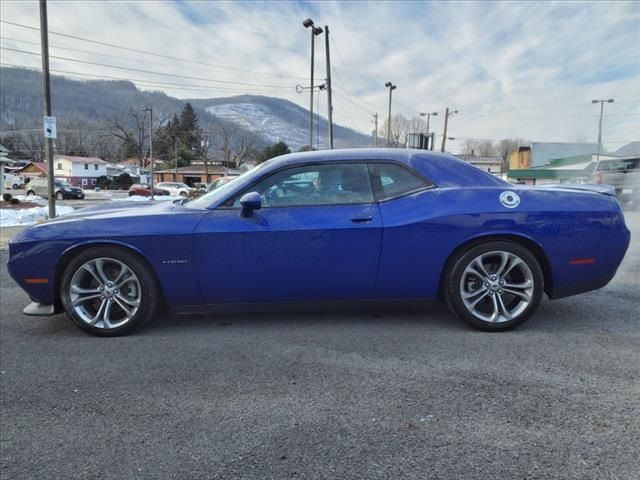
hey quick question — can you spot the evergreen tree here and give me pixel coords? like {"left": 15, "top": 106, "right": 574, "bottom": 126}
{"left": 258, "top": 141, "right": 291, "bottom": 163}
{"left": 179, "top": 103, "right": 202, "bottom": 154}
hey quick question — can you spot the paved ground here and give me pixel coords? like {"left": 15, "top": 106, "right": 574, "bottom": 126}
{"left": 1, "top": 213, "right": 638, "bottom": 480}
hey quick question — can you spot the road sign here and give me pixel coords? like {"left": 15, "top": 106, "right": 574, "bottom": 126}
{"left": 43, "top": 116, "right": 57, "bottom": 139}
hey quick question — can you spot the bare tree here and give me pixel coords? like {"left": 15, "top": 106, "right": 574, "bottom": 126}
{"left": 461, "top": 138, "right": 496, "bottom": 156}
{"left": 111, "top": 108, "right": 149, "bottom": 166}
{"left": 379, "top": 114, "right": 430, "bottom": 148}
{"left": 213, "top": 123, "right": 259, "bottom": 167}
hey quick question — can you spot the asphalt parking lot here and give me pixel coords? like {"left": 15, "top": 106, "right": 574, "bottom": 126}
{"left": 1, "top": 213, "right": 639, "bottom": 480}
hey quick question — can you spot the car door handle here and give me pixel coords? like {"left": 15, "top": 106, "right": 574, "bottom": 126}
{"left": 350, "top": 216, "right": 373, "bottom": 224}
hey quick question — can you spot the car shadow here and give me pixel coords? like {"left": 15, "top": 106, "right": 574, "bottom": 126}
{"left": 147, "top": 303, "right": 461, "bottom": 335}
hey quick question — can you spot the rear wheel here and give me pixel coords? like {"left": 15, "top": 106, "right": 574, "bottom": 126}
{"left": 12, "top": 183, "right": 19, "bottom": 189}
{"left": 60, "top": 247, "right": 160, "bottom": 336}
{"left": 26, "top": 190, "right": 35, "bottom": 196}
{"left": 444, "top": 241, "right": 544, "bottom": 331}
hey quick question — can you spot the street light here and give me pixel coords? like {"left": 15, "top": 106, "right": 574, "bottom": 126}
{"left": 385, "top": 81, "right": 397, "bottom": 146}
{"left": 303, "top": 18, "right": 324, "bottom": 149}
{"left": 591, "top": 98, "right": 614, "bottom": 162}
{"left": 441, "top": 107, "right": 458, "bottom": 152}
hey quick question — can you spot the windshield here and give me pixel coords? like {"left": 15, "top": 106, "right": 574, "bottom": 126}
{"left": 55, "top": 180, "right": 70, "bottom": 188}
{"left": 186, "top": 166, "right": 261, "bottom": 209}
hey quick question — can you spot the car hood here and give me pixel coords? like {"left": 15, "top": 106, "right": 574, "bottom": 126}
{"left": 11, "top": 199, "right": 207, "bottom": 245}
{"left": 47, "top": 199, "right": 180, "bottom": 223}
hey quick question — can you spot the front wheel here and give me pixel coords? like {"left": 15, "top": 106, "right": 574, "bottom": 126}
{"left": 26, "top": 190, "right": 35, "bottom": 196}
{"left": 56, "top": 191, "right": 64, "bottom": 200}
{"left": 443, "top": 241, "right": 544, "bottom": 331}
{"left": 12, "top": 183, "right": 19, "bottom": 189}
{"left": 60, "top": 247, "right": 160, "bottom": 336}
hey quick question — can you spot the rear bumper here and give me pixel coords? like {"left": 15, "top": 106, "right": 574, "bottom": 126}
{"left": 550, "top": 271, "right": 617, "bottom": 299}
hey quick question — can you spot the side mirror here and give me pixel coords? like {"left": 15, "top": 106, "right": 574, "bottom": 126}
{"left": 239, "top": 191, "right": 261, "bottom": 217}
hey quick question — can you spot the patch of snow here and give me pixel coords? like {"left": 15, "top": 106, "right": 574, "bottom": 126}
{"left": 0, "top": 205, "right": 75, "bottom": 227}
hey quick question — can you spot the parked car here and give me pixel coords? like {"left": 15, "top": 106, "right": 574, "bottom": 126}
{"left": 193, "top": 183, "right": 208, "bottom": 194}
{"left": 128, "top": 183, "right": 170, "bottom": 197}
{"left": 8, "top": 149, "right": 630, "bottom": 336}
{"left": 594, "top": 157, "right": 640, "bottom": 208}
{"left": 26, "top": 177, "right": 85, "bottom": 200}
{"left": 155, "top": 182, "right": 193, "bottom": 196}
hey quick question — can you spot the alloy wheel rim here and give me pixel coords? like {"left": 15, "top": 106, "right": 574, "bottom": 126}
{"left": 460, "top": 251, "right": 534, "bottom": 323}
{"left": 69, "top": 257, "right": 142, "bottom": 329}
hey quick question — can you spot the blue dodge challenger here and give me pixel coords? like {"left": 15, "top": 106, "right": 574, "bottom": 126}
{"left": 7, "top": 149, "right": 630, "bottom": 336}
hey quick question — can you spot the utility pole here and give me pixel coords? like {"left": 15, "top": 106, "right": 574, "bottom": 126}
{"left": 373, "top": 113, "right": 378, "bottom": 147}
{"left": 203, "top": 137, "right": 209, "bottom": 184}
{"left": 303, "top": 19, "right": 323, "bottom": 149}
{"left": 324, "top": 25, "right": 334, "bottom": 149}
{"left": 441, "top": 107, "right": 458, "bottom": 152}
{"left": 309, "top": 28, "right": 315, "bottom": 149}
{"left": 149, "top": 108, "right": 154, "bottom": 200}
{"left": 592, "top": 98, "right": 614, "bottom": 162}
{"left": 39, "top": 0, "right": 55, "bottom": 218}
{"left": 385, "top": 82, "right": 396, "bottom": 146}
{"left": 441, "top": 107, "right": 449, "bottom": 152}
{"left": 174, "top": 138, "right": 178, "bottom": 181}
{"left": 141, "top": 107, "right": 155, "bottom": 200}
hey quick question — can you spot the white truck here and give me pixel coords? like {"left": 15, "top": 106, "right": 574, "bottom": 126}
{"left": 3, "top": 173, "right": 26, "bottom": 190}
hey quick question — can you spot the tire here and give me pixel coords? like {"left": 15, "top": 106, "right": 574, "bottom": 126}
{"left": 12, "top": 183, "right": 19, "bottom": 190}
{"left": 26, "top": 190, "right": 35, "bottom": 196}
{"left": 60, "top": 246, "right": 160, "bottom": 336}
{"left": 443, "top": 241, "right": 544, "bottom": 331}
{"left": 56, "top": 191, "right": 64, "bottom": 200}
{"left": 179, "top": 191, "right": 187, "bottom": 197}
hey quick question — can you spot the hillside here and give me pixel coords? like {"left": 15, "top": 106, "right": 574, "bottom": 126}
{"left": 0, "top": 67, "right": 372, "bottom": 156}
{"left": 189, "top": 95, "right": 371, "bottom": 150}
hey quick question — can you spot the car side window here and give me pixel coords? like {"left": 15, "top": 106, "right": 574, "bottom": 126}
{"left": 232, "top": 163, "right": 374, "bottom": 207}
{"left": 369, "top": 163, "right": 432, "bottom": 201}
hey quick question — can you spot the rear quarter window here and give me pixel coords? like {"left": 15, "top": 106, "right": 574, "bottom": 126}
{"left": 369, "top": 163, "right": 432, "bottom": 201}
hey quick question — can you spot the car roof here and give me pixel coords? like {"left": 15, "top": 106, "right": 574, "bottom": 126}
{"left": 258, "top": 148, "right": 506, "bottom": 188}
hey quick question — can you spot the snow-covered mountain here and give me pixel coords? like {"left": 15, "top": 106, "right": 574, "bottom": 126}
{"left": 206, "top": 102, "right": 313, "bottom": 151}
{"left": 194, "top": 95, "right": 372, "bottom": 151}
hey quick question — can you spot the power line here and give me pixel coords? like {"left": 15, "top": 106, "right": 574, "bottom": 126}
{"left": 0, "top": 35, "right": 308, "bottom": 89}
{"left": 457, "top": 112, "right": 640, "bottom": 119}
{"left": 0, "top": 63, "right": 297, "bottom": 94}
{"left": 0, "top": 19, "right": 310, "bottom": 80}
{"left": 447, "top": 135, "right": 637, "bottom": 144}
{"left": 0, "top": 46, "right": 297, "bottom": 89}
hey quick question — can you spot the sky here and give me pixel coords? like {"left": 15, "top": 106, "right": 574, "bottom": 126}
{"left": 1, "top": 0, "right": 639, "bottom": 153}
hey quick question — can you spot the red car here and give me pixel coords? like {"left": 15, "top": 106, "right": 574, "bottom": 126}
{"left": 128, "top": 184, "right": 170, "bottom": 197}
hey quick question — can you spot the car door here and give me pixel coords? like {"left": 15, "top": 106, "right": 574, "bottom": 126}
{"left": 367, "top": 162, "right": 439, "bottom": 299}
{"left": 193, "top": 162, "right": 382, "bottom": 304}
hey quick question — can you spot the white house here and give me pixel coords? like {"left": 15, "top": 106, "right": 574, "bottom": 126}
{"left": 53, "top": 155, "right": 109, "bottom": 188}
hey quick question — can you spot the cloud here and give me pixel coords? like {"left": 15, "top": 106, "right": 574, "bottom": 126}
{"left": 1, "top": 0, "right": 638, "bottom": 152}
